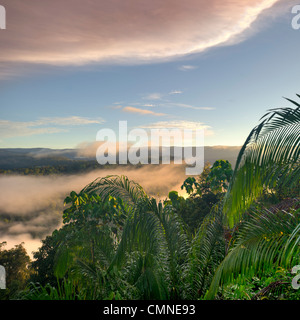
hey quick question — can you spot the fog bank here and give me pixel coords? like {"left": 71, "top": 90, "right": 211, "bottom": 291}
{"left": 0, "top": 165, "right": 187, "bottom": 257}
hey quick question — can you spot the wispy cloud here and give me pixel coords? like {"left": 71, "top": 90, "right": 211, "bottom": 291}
{"left": 38, "top": 116, "right": 104, "bottom": 126}
{"left": 0, "top": 120, "right": 65, "bottom": 139}
{"left": 162, "top": 102, "right": 215, "bottom": 111}
{"left": 169, "top": 90, "right": 183, "bottom": 95}
{"left": 112, "top": 96, "right": 214, "bottom": 114}
{"left": 0, "top": 0, "right": 280, "bottom": 77}
{"left": 142, "top": 93, "right": 163, "bottom": 100}
{"left": 178, "top": 65, "right": 198, "bottom": 71}
{"left": 122, "top": 106, "right": 167, "bottom": 116}
{"left": 141, "top": 120, "right": 208, "bottom": 130}
{"left": 142, "top": 103, "right": 156, "bottom": 107}
{"left": 110, "top": 105, "right": 123, "bottom": 110}
{"left": 0, "top": 116, "right": 104, "bottom": 139}
{"left": 141, "top": 120, "right": 214, "bottom": 136}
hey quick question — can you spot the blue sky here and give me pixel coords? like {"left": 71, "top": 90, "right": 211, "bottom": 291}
{"left": 0, "top": 0, "right": 299, "bottom": 148}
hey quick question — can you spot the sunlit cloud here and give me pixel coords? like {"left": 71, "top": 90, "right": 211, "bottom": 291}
{"left": 122, "top": 106, "right": 167, "bottom": 116}
{"left": 0, "top": 0, "right": 280, "bottom": 77}
{"left": 38, "top": 116, "right": 104, "bottom": 126}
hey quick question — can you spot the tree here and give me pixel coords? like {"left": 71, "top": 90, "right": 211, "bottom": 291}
{"left": 180, "top": 162, "right": 212, "bottom": 196}
{"left": 206, "top": 160, "right": 233, "bottom": 193}
{"left": 53, "top": 175, "right": 189, "bottom": 299}
{"left": 0, "top": 242, "right": 31, "bottom": 299}
{"left": 30, "top": 229, "right": 66, "bottom": 287}
{"left": 177, "top": 161, "right": 227, "bottom": 235}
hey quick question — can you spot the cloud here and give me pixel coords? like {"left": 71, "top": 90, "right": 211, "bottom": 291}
{"left": 0, "top": 120, "right": 65, "bottom": 139}
{"left": 0, "top": 0, "right": 280, "bottom": 77}
{"left": 0, "top": 116, "right": 104, "bottom": 139}
{"left": 162, "top": 102, "right": 215, "bottom": 111}
{"left": 169, "top": 90, "right": 183, "bottom": 95}
{"left": 142, "top": 104, "right": 156, "bottom": 107}
{"left": 178, "top": 65, "right": 198, "bottom": 71}
{"left": 140, "top": 120, "right": 214, "bottom": 138}
{"left": 143, "top": 93, "right": 163, "bottom": 100}
{"left": 141, "top": 120, "right": 212, "bottom": 131}
{"left": 39, "top": 116, "right": 104, "bottom": 126}
{"left": 122, "top": 106, "right": 167, "bottom": 116}
{"left": 110, "top": 105, "right": 123, "bottom": 110}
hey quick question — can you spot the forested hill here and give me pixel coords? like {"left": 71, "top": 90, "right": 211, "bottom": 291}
{"left": 0, "top": 146, "right": 240, "bottom": 174}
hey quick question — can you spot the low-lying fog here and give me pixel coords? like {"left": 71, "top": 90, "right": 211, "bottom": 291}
{"left": 0, "top": 165, "right": 188, "bottom": 257}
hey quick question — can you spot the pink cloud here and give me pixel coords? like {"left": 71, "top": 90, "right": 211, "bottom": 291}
{"left": 122, "top": 106, "right": 167, "bottom": 116}
{"left": 0, "top": 0, "right": 280, "bottom": 76}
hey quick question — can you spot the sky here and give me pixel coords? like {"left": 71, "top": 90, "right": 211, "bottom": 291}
{"left": 0, "top": 0, "right": 300, "bottom": 149}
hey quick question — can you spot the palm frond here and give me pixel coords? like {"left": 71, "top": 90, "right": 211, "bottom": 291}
{"left": 81, "top": 175, "right": 149, "bottom": 207}
{"left": 106, "top": 196, "right": 189, "bottom": 298}
{"left": 224, "top": 97, "right": 300, "bottom": 227}
{"left": 182, "top": 205, "right": 225, "bottom": 299}
{"left": 205, "top": 205, "right": 300, "bottom": 299}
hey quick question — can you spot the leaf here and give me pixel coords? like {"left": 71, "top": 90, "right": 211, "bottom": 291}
{"left": 224, "top": 96, "right": 300, "bottom": 227}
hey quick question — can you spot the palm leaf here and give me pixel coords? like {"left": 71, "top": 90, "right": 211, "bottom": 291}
{"left": 205, "top": 205, "right": 300, "bottom": 299}
{"left": 224, "top": 96, "right": 300, "bottom": 227}
{"left": 109, "top": 198, "right": 189, "bottom": 298}
{"left": 81, "top": 175, "right": 189, "bottom": 298}
{"left": 182, "top": 205, "right": 225, "bottom": 299}
{"left": 81, "top": 175, "right": 149, "bottom": 207}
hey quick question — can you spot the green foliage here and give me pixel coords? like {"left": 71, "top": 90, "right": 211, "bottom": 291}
{"left": 177, "top": 161, "right": 225, "bottom": 235}
{"left": 182, "top": 207, "right": 226, "bottom": 299}
{"left": 205, "top": 205, "right": 300, "bottom": 299}
{"left": 53, "top": 176, "right": 191, "bottom": 299}
{"left": 181, "top": 177, "right": 199, "bottom": 195}
{"left": 224, "top": 97, "right": 300, "bottom": 227}
{"left": 30, "top": 231, "right": 61, "bottom": 287}
{"left": 220, "top": 268, "right": 300, "bottom": 300}
{"left": 206, "top": 160, "right": 233, "bottom": 193}
{"left": 0, "top": 242, "right": 31, "bottom": 299}
{"left": 20, "top": 278, "right": 84, "bottom": 300}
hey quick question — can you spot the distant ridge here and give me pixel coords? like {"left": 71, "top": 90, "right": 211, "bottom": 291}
{"left": 0, "top": 146, "right": 241, "bottom": 170}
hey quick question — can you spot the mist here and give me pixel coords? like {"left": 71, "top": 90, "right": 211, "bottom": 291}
{"left": 0, "top": 164, "right": 188, "bottom": 257}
